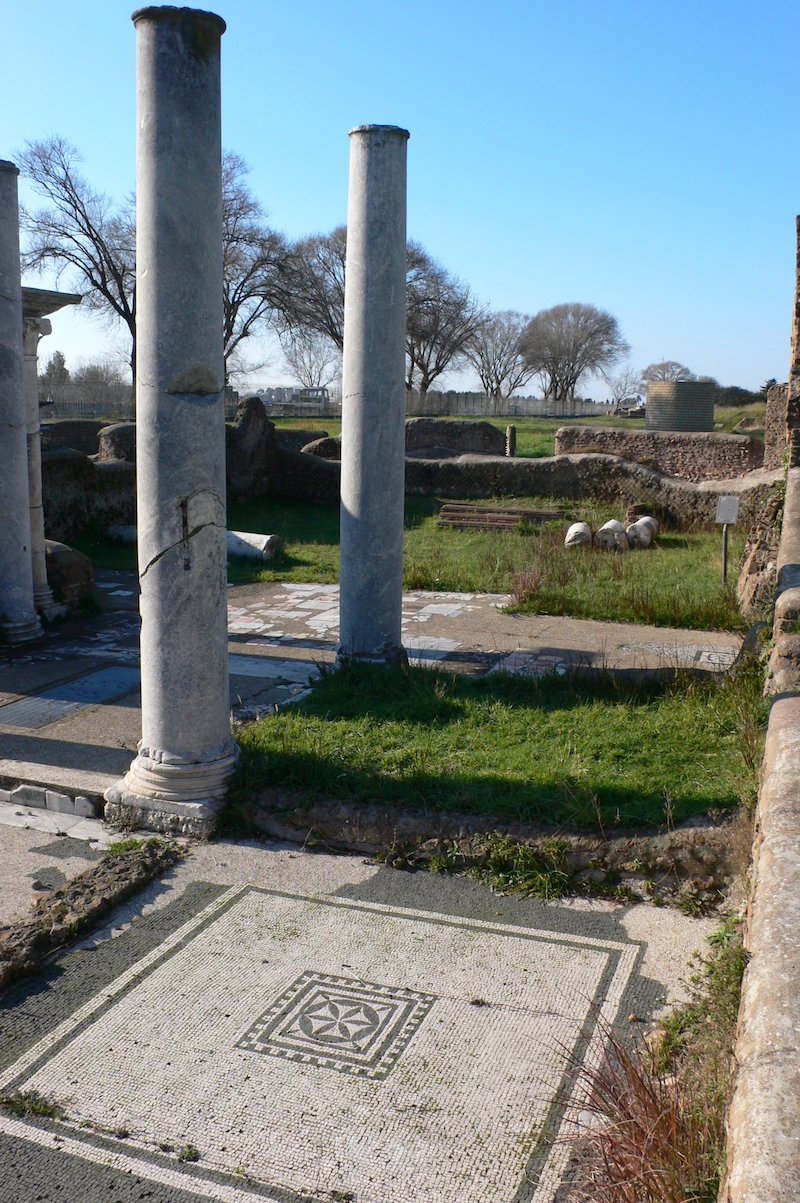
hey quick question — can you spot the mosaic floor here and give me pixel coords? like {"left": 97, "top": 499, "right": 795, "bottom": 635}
{"left": 0, "top": 884, "right": 638, "bottom": 1203}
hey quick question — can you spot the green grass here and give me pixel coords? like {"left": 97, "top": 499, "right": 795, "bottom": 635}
{"left": 232, "top": 660, "right": 765, "bottom": 831}
{"left": 75, "top": 495, "right": 745, "bottom": 630}
{"left": 509, "top": 524, "right": 746, "bottom": 631}
{"left": 712, "top": 401, "right": 766, "bottom": 436}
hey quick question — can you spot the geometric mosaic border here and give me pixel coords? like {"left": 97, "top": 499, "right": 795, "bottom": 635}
{"left": 237, "top": 970, "right": 436, "bottom": 1080}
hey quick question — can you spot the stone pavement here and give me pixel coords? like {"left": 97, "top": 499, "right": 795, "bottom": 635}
{"left": 0, "top": 579, "right": 736, "bottom": 1200}
{"left": 0, "top": 833, "right": 716, "bottom": 1203}
{"left": 0, "top": 571, "right": 742, "bottom": 816}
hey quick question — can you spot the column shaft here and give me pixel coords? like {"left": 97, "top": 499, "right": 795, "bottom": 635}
{"left": 339, "top": 125, "right": 409, "bottom": 662}
{"left": 23, "top": 316, "right": 58, "bottom": 614}
{"left": 0, "top": 161, "right": 42, "bottom": 645}
{"left": 105, "top": 6, "right": 235, "bottom": 834}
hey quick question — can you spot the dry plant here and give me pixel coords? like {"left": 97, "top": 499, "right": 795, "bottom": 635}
{"left": 564, "top": 1023, "right": 723, "bottom": 1203}
{"left": 562, "top": 920, "right": 747, "bottom": 1203}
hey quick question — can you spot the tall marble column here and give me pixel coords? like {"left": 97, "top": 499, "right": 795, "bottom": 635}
{"left": 22, "top": 314, "right": 60, "bottom": 615}
{"left": 105, "top": 6, "right": 236, "bottom": 835}
{"left": 338, "top": 125, "right": 409, "bottom": 663}
{"left": 0, "top": 161, "right": 43, "bottom": 645}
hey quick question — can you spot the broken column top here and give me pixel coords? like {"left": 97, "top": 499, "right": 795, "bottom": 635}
{"left": 349, "top": 125, "right": 410, "bottom": 139}
{"left": 131, "top": 6, "right": 226, "bottom": 33}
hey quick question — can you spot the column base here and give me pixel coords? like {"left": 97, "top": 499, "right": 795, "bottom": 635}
{"left": 104, "top": 742, "right": 239, "bottom": 838}
{"left": 336, "top": 643, "right": 408, "bottom": 668}
{"left": 1, "top": 615, "right": 44, "bottom": 645}
{"left": 34, "top": 584, "right": 68, "bottom": 620}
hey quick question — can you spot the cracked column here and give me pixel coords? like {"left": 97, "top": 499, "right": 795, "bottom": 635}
{"left": 105, "top": 6, "right": 236, "bottom": 834}
{"left": 339, "top": 125, "right": 409, "bottom": 663}
{"left": 0, "top": 161, "right": 42, "bottom": 645}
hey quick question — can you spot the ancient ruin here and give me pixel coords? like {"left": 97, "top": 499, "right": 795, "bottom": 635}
{"left": 338, "top": 124, "right": 409, "bottom": 664}
{"left": 104, "top": 6, "right": 237, "bottom": 834}
{"left": 0, "top": 161, "right": 42, "bottom": 645}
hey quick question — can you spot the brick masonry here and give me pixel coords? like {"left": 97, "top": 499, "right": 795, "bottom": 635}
{"left": 554, "top": 426, "right": 763, "bottom": 482}
{"left": 39, "top": 400, "right": 781, "bottom": 542}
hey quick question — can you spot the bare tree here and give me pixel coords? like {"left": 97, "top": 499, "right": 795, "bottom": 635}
{"left": 19, "top": 138, "right": 137, "bottom": 376}
{"left": 282, "top": 228, "right": 484, "bottom": 400}
{"left": 520, "top": 303, "right": 629, "bottom": 407}
{"left": 19, "top": 137, "right": 288, "bottom": 388}
{"left": 72, "top": 357, "right": 126, "bottom": 385}
{"left": 279, "top": 326, "right": 341, "bottom": 390}
{"left": 282, "top": 225, "right": 347, "bottom": 350}
{"left": 463, "top": 309, "right": 536, "bottom": 402}
{"left": 640, "top": 360, "right": 696, "bottom": 386}
{"left": 405, "top": 243, "right": 485, "bottom": 398}
{"left": 605, "top": 364, "right": 642, "bottom": 407}
{"left": 221, "top": 152, "right": 294, "bottom": 380}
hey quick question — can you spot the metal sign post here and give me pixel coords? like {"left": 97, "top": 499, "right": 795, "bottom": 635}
{"left": 715, "top": 495, "right": 740, "bottom": 586}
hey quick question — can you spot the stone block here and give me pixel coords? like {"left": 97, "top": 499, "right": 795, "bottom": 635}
{"left": 73, "top": 795, "right": 98, "bottom": 819}
{"left": 10, "top": 784, "right": 46, "bottom": 808}
{"left": 45, "top": 789, "right": 75, "bottom": 814}
{"left": 44, "top": 540, "right": 95, "bottom": 608}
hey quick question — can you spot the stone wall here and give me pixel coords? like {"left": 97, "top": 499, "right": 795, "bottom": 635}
{"left": 763, "top": 383, "right": 789, "bottom": 470}
{"left": 721, "top": 465, "right": 800, "bottom": 1203}
{"left": 41, "top": 419, "right": 106, "bottom": 457}
{"left": 554, "top": 426, "right": 763, "bottom": 482}
{"left": 41, "top": 449, "right": 136, "bottom": 543}
{"left": 38, "top": 398, "right": 781, "bottom": 541}
{"left": 405, "top": 417, "right": 506, "bottom": 455}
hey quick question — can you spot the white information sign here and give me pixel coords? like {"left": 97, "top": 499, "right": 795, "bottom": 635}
{"left": 715, "top": 495, "right": 740, "bottom": 525}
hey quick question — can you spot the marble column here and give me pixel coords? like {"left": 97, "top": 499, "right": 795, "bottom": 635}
{"left": 338, "top": 125, "right": 409, "bottom": 663}
{"left": 22, "top": 314, "right": 60, "bottom": 616}
{"left": 105, "top": 6, "right": 236, "bottom": 835}
{"left": 0, "top": 161, "right": 43, "bottom": 645}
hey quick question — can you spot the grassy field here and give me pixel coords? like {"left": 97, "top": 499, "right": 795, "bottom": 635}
{"left": 272, "top": 405, "right": 764, "bottom": 458}
{"left": 233, "top": 659, "right": 764, "bottom": 830}
{"left": 75, "top": 493, "right": 746, "bottom": 630}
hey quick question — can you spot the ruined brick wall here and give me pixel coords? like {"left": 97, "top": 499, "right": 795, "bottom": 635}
{"left": 554, "top": 426, "right": 763, "bottom": 482}
{"left": 405, "top": 418, "right": 506, "bottom": 454}
{"left": 763, "top": 383, "right": 789, "bottom": 470}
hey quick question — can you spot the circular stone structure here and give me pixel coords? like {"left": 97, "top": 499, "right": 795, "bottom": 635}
{"left": 645, "top": 380, "right": 716, "bottom": 431}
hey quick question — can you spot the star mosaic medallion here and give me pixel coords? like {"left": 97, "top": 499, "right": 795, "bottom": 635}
{"left": 237, "top": 970, "right": 436, "bottom": 1079}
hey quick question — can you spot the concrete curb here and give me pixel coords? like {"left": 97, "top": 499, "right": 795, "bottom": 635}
{"left": 722, "top": 467, "right": 800, "bottom": 1201}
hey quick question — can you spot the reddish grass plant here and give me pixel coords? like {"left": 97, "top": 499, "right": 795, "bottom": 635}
{"left": 563, "top": 1022, "right": 723, "bottom": 1203}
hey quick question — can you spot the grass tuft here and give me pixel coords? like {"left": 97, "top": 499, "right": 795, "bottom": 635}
{"left": 566, "top": 918, "right": 747, "bottom": 1202}
{"left": 0, "top": 1089, "right": 64, "bottom": 1119}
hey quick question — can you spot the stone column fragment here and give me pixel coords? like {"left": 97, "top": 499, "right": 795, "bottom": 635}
{"left": 0, "top": 161, "right": 42, "bottom": 645}
{"left": 339, "top": 125, "right": 409, "bottom": 663}
{"left": 105, "top": 6, "right": 236, "bottom": 834}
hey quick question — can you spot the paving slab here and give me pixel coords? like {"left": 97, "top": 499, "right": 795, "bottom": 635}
{"left": 0, "top": 839, "right": 715, "bottom": 1203}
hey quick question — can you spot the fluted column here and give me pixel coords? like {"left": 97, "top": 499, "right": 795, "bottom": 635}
{"left": 0, "top": 161, "right": 43, "bottom": 645}
{"left": 105, "top": 6, "right": 236, "bottom": 835}
{"left": 338, "top": 125, "right": 409, "bottom": 663}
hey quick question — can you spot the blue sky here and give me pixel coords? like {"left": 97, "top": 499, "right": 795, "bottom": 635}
{"left": 3, "top": 0, "right": 798, "bottom": 394}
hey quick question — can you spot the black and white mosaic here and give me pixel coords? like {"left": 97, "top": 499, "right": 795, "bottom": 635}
{"left": 237, "top": 970, "right": 436, "bottom": 1079}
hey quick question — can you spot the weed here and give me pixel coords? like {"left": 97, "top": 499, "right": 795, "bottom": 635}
{"left": 469, "top": 834, "right": 571, "bottom": 900}
{"left": 177, "top": 1143, "right": 201, "bottom": 1163}
{"left": 104, "top": 837, "right": 145, "bottom": 856}
{"left": 0, "top": 1090, "right": 64, "bottom": 1119}
{"left": 566, "top": 1018, "right": 724, "bottom": 1202}
{"left": 566, "top": 918, "right": 748, "bottom": 1200}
